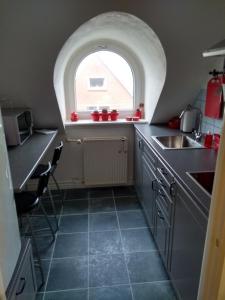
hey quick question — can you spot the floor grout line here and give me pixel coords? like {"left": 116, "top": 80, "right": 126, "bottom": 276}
{"left": 35, "top": 188, "right": 176, "bottom": 299}
{"left": 40, "top": 279, "right": 172, "bottom": 294}
{"left": 112, "top": 189, "right": 135, "bottom": 300}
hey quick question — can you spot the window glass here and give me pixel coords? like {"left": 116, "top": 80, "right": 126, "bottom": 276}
{"left": 75, "top": 51, "right": 134, "bottom": 111}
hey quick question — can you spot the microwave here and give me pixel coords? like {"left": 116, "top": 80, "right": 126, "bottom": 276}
{"left": 2, "top": 108, "right": 33, "bottom": 146}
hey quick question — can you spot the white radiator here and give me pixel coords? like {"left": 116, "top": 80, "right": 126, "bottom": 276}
{"left": 83, "top": 137, "right": 128, "bottom": 186}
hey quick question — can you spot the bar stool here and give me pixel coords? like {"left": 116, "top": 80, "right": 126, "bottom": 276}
{"left": 15, "top": 162, "right": 56, "bottom": 287}
{"left": 31, "top": 141, "right": 64, "bottom": 209}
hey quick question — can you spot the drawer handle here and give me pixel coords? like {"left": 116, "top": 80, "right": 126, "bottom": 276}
{"left": 158, "top": 179, "right": 166, "bottom": 187}
{"left": 151, "top": 179, "right": 157, "bottom": 191}
{"left": 158, "top": 188, "right": 165, "bottom": 197}
{"left": 157, "top": 209, "right": 165, "bottom": 220}
{"left": 16, "top": 277, "right": 26, "bottom": 295}
{"left": 138, "top": 140, "right": 142, "bottom": 149}
{"left": 159, "top": 167, "right": 168, "bottom": 176}
{"left": 170, "top": 182, "right": 176, "bottom": 197}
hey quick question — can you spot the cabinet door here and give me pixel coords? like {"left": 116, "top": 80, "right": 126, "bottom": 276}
{"left": 134, "top": 131, "right": 143, "bottom": 199}
{"left": 155, "top": 201, "right": 170, "bottom": 267}
{"left": 6, "top": 239, "right": 37, "bottom": 300}
{"left": 142, "top": 156, "right": 157, "bottom": 230}
{"left": 170, "top": 185, "right": 207, "bottom": 300}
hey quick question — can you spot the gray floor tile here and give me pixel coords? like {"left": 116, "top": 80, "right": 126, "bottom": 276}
{"left": 36, "top": 259, "right": 50, "bottom": 292}
{"left": 89, "top": 197, "right": 115, "bottom": 213}
{"left": 33, "top": 200, "right": 62, "bottom": 216}
{"left": 89, "top": 254, "right": 129, "bottom": 287}
{"left": 65, "top": 188, "right": 89, "bottom": 200}
{"left": 125, "top": 251, "right": 168, "bottom": 283}
{"left": 89, "top": 285, "right": 132, "bottom": 300}
{"left": 54, "top": 233, "right": 88, "bottom": 258}
{"left": 33, "top": 236, "right": 55, "bottom": 259}
{"left": 113, "top": 186, "right": 136, "bottom": 197}
{"left": 89, "top": 212, "right": 118, "bottom": 232}
{"left": 63, "top": 200, "right": 88, "bottom": 215}
{"left": 121, "top": 228, "right": 156, "bottom": 253}
{"left": 46, "top": 257, "right": 88, "bottom": 291}
{"left": 118, "top": 211, "right": 148, "bottom": 229}
{"left": 44, "top": 289, "right": 88, "bottom": 300}
{"left": 115, "top": 196, "right": 141, "bottom": 211}
{"left": 89, "top": 187, "right": 113, "bottom": 198}
{"left": 132, "top": 281, "right": 177, "bottom": 300}
{"left": 89, "top": 231, "right": 123, "bottom": 255}
{"left": 59, "top": 215, "right": 88, "bottom": 233}
{"left": 35, "top": 293, "right": 44, "bottom": 300}
{"left": 31, "top": 215, "right": 58, "bottom": 233}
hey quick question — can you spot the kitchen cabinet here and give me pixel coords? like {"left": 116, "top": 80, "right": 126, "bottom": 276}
{"left": 6, "top": 239, "right": 37, "bottom": 300}
{"left": 170, "top": 184, "right": 207, "bottom": 300}
{"left": 134, "top": 128, "right": 207, "bottom": 300}
{"left": 142, "top": 155, "right": 157, "bottom": 229}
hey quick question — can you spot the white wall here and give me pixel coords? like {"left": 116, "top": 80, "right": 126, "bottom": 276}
{"left": 0, "top": 1, "right": 224, "bottom": 127}
{"left": 35, "top": 124, "right": 135, "bottom": 189}
{"left": 0, "top": 1, "right": 225, "bottom": 186}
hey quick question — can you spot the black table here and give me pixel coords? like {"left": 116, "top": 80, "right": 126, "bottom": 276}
{"left": 8, "top": 130, "right": 58, "bottom": 190}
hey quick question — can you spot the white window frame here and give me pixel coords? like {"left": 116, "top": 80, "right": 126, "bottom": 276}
{"left": 64, "top": 40, "right": 145, "bottom": 120}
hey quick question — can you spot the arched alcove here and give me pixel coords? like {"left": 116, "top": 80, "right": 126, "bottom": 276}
{"left": 54, "top": 12, "right": 167, "bottom": 124}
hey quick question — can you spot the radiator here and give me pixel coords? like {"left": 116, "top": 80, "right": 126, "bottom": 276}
{"left": 83, "top": 137, "right": 128, "bottom": 186}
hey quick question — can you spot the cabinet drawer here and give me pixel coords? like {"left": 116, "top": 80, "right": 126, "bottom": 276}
{"left": 6, "top": 239, "right": 37, "bottom": 300}
{"left": 157, "top": 158, "right": 176, "bottom": 198}
{"left": 156, "top": 189, "right": 173, "bottom": 224}
{"left": 142, "top": 141, "right": 158, "bottom": 171}
{"left": 155, "top": 199, "right": 171, "bottom": 267}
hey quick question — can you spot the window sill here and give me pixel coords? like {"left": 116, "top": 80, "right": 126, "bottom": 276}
{"left": 65, "top": 118, "right": 148, "bottom": 127}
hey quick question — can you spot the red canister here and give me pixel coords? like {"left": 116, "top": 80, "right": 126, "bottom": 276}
{"left": 204, "top": 132, "right": 213, "bottom": 148}
{"left": 91, "top": 111, "right": 100, "bottom": 121}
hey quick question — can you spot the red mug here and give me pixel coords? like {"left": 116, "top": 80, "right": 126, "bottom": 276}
{"left": 70, "top": 112, "right": 78, "bottom": 122}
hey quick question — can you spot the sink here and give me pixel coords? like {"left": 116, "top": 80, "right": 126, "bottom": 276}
{"left": 152, "top": 135, "right": 204, "bottom": 150}
{"left": 187, "top": 171, "right": 215, "bottom": 195}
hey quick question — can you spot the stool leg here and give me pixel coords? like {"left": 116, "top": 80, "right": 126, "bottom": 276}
{"left": 47, "top": 188, "right": 59, "bottom": 230}
{"left": 39, "top": 200, "right": 57, "bottom": 239}
{"left": 26, "top": 214, "right": 45, "bottom": 288}
{"left": 51, "top": 173, "right": 64, "bottom": 206}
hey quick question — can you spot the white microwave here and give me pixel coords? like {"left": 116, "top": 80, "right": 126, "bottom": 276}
{"left": 2, "top": 108, "right": 33, "bottom": 146}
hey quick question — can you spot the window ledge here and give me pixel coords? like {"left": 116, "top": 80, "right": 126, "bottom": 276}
{"left": 65, "top": 119, "right": 148, "bottom": 127}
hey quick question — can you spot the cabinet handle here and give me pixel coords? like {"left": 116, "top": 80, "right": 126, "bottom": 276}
{"left": 157, "top": 208, "right": 165, "bottom": 220}
{"left": 138, "top": 140, "right": 142, "bottom": 149}
{"left": 151, "top": 179, "right": 157, "bottom": 191}
{"left": 170, "top": 182, "right": 176, "bottom": 197}
{"left": 16, "top": 277, "right": 26, "bottom": 295}
{"left": 159, "top": 167, "right": 168, "bottom": 176}
{"left": 158, "top": 188, "right": 165, "bottom": 197}
{"left": 158, "top": 179, "right": 166, "bottom": 187}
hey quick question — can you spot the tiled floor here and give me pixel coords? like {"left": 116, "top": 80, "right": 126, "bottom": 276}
{"left": 25, "top": 186, "right": 177, "bottom": 300}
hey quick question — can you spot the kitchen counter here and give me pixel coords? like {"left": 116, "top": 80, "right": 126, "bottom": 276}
{"left": 135, "top": 124, "right": 217, "bottom": 215}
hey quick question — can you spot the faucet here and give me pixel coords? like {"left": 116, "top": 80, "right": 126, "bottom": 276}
{"left": 192, "top": 107, "right": 203, "bottom": 141}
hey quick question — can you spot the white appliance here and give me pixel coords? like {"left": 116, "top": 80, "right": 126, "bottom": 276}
{"left": 0, "top": 108, "right": 21, "bottom": 292}
{"left": 2, "top": 108, "right": 33, "bottom": 146}
{"left": 180, "top": 105, "right": 198, "bottom": 133}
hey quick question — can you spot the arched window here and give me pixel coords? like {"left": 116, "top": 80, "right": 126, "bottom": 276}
{"left": 54, "top": 12, "right": 166, "bottom": 124}
{"left": 75, "top": 51, "right": 134, "bottom": 112}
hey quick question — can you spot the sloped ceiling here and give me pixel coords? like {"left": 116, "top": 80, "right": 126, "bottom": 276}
{"left": 0, "top": 0, "right": 224, "bottom": 127}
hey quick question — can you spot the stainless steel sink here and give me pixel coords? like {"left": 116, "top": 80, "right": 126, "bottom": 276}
{"left": 187, "top": 171, "right": 215, "bottom": 195}
{"left": 152, "top": 135, "right": 204, "bottom": 150}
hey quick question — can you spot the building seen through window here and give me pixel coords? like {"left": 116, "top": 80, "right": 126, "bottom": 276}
{"left": 75, "top": 51, "right": 134, "bottom": 111}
